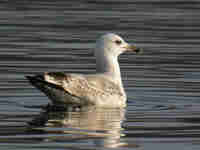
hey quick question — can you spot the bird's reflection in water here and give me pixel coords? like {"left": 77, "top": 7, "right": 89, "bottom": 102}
{"left": 28, "top": 105, "right": 138, "bottom": 148}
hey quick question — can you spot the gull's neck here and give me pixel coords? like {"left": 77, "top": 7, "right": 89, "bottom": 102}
{"left": 95, "top": 50, "right": 123, "bottom": 86}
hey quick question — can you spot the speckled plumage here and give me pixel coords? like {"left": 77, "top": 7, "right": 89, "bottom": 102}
{"left": 26, "top": 33, "right": 141, "bottom": 108}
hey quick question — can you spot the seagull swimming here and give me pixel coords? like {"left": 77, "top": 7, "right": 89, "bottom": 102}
{"left": 26, "top": 33, "right": 141, "bottom": 108}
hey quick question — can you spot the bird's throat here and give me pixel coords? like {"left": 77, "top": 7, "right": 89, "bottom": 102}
{"left": 96, "top": 54, "right": 122, "bottom": 86}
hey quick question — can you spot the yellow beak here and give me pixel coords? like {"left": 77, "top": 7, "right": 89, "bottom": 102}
{"left": 125, "top": 44, "right": 142, "bottom": 54}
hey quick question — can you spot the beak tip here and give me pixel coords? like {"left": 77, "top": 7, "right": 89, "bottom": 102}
{"left": 135, "top": 48, "right": 143, "bottom": 54}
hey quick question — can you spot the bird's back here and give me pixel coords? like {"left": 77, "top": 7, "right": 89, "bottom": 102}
{"left": 27, "top": 72, "right": 126, "bottom": 108}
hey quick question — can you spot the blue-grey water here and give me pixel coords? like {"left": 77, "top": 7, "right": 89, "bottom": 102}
{"left": 0, "top": 0, "right": 200, "bottom": 150}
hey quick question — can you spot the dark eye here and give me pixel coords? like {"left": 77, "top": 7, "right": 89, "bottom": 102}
{"left": 115, "top": 40, "right": 122, "bottom": 45}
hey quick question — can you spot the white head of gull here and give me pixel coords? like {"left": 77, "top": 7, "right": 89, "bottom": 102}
{"left": 26, "top": 33, "right": 141, "bottom": 108}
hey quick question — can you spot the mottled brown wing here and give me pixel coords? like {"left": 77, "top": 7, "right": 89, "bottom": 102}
{"left": 44, "top": 72, "right": 122, "bottom": 99}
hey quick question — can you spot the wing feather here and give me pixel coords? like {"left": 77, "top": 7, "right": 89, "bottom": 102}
{"left": 44, "top": 72, "right": 123, "bottom": 100}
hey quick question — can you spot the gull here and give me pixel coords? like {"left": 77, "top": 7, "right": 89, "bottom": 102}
{"left": 26, "top": 33, "right": 141, "bottom": 108}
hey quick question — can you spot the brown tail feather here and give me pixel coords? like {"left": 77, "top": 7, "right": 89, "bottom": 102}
{"left": 26, "top": 75, "right": 82, "bottom": 106}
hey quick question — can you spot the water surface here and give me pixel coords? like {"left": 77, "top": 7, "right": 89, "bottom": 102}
{"left": 0, "top": 0, "right": 200, "bottom": 150}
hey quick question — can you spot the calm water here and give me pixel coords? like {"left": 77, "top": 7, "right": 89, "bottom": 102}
{"left": 0, "top": 0, "right": 200, "bottom": 149}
